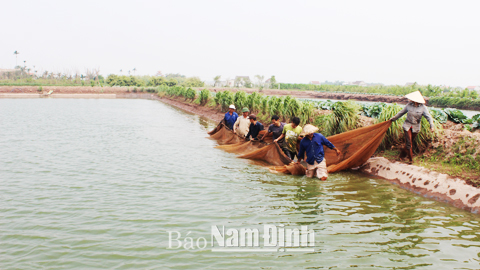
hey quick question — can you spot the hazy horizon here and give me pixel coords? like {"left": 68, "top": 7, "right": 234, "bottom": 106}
{"left": 2, "top": 0, "right": 479, "bottom": 87}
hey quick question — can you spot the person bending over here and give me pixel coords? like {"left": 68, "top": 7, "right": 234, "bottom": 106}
{"left": 260, "top": 115, "right": 285, "bottom": 143}
{"left": 297, "top": 124, "right": 341, "bottom": 181}
{"left": 245, "top": 114, "right": 264, "bottom": 141}
{"left": 274, "top": 117, "right": 302, "bottom": 160}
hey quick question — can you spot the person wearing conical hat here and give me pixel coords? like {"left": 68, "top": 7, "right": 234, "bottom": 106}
{"left": 389, "top": 90, "right": 434, "bottom": 163}
{"left": 297, "top": 124, "right": 341, "bottom": 181}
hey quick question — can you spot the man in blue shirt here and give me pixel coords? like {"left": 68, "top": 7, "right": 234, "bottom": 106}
{"left": 224, "top": 104, "right": 238, "bottom": 130}
{"left": 245, "top": 114, "right": 264, "bottom": 140}
{"left": 297, "top": 124, "right": 341, "bottom": 181}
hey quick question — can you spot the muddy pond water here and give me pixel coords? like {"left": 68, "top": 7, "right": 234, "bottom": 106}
{"left": 1, "top": 99, "right": 479, "bottom": 269}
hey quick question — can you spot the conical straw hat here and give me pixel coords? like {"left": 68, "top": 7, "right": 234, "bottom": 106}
{"left": 405, "top": 91, "right": 425, "bottom": 104}
{"left": 300, "top": 124, "right": 319, "bottom": 136}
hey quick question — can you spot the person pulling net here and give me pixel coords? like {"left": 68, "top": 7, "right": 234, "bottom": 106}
{"left": 208, "top": 107, "right": 392, "bottom": 178}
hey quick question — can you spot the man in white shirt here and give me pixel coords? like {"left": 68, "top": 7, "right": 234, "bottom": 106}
{"left": 233, "top": 107, "right": 250, "bottom": 137}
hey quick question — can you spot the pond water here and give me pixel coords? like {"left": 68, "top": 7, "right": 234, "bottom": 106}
{"left": 1, "top": 99, "right": 480, "bottom": 269}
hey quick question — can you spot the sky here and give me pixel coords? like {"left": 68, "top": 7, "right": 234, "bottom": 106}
{"left": 1, "top": 0, "right": 479, "bottom": 87}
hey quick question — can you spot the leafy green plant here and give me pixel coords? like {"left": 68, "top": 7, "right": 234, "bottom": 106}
{"left": 466, "top": 114, "right": 480, "bottom": 130}
{"left": 444, "top": 108, "right": 467, "bottom": 123}
{"left": 317, "top": 100, "right": 335, "bottom": 110}
{"left": 216, "top": 91, "right": 234, "bottom": 111}
{"left": 214, "top": 91, "right": 224, "bottom": 106}
{"left": 246, "top": 91, "right": 263, "bottom": 113}
{"left": 185, "top": 88, "right": 196, "bottom": 100}
{"left": 429, "top": 108, "right": 448, "bottom": 123}
{"left": 234, "top": 91, "right": 248, "bottom": 111}
{"left": 268, "top": 96, "right": 283, "bottom": 117}
{"left": 375, "top": 103, "right": 406, "bottom": 149}
{"left": 323, "top": 101, "right": 359, "bottom": 136}
{"left": 283, "top": 98, "right": 303, "bottom": 120}
{"left": 300, "top": 102, "right": 314, "bottom": 125}
{"left": 260, "top": 96, "right": 269, "bottom": 114}
{"left": 361, "top": 102, "right": 387, "bottom": 118}
{"left": 199, "top": 89, "right": 211, "bottom": 105}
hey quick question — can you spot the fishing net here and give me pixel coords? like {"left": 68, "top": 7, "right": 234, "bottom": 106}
{"left": 208, "top": 121, "right": 392, "bottom": 175}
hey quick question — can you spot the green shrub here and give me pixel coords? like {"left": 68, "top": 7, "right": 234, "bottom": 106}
{"left": 268, "top": 96, "right": 283, "bottom": 117}
{"left": 246, "top": 91, "right": 263, "bottom": 113}
{"left": 234, "top": 91, "right": 248, "bottom": 111}
{"left": 323, "top": 101, "right": 360, "bottom": 136}
{"left": 199, "top": 89, "right": 211, "bottom": 105}
{"left": 300, "top": 102, "right": 315, "bottom": 125}
{"left": 185, "top": 88, "right": 196, "bottom": 100}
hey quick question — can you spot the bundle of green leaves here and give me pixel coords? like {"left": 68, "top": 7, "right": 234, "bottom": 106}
{"left": 444, "top": 108, "right": 468, "bottom": 123}
{"left": 429, "top": 108, "right": 448, "bottom": 123}
{"left": 361, "top": 103, "right": 387, "bottom": 118}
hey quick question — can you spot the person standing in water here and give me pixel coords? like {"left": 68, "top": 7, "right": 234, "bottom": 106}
{"left": 260, "top": 115, "right": 285, "bottom": 143}
{"left": 274, "top": 117, "right": 302, "bottom": 160}
{"left": 389, "top": 91, "right": 435, "bottom": 163}
{"left": 233, "top": 107, "right": 250, "bottom": 137}
{"left": 245, "top": 114, "right": 264, "bottom": 141}
{"left": 297, "top": 124, "right": 341, "bottom": 181}
{"left": 224, "top": 104, "right": 238, "bottom": 130}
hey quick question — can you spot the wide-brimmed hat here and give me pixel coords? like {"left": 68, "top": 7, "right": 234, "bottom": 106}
{"left": 405, "top": 91, "right": 425, "bottom": 104}
{"left": 242, "top": 107, "right": 249, "bottom": 112}
{"left": 300, "top": 124, "right": 319, "bottom": 136}
{"left": 229, "top": 104, "right": 236, "bottom": 109}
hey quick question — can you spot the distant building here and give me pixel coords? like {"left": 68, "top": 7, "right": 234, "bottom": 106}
{"left": 466, "top": 86, "right": 480, "bottom": 91}
{"left": 226, "top": 79, "right": 235, "bottom": 87}
{"left": 405, "top": 82, "right": 416, "bottom": 87}
{"left": 234, "top": 76, "right": 250, "bottom": 87}
{"left": 0, "top": 68, "right": 18, "bottom": 75}
{"left": 309, "top": 81, "right": 321, "bottom": 85}
{"left": 343, "top": 81, "right": 367, "bottom": 86}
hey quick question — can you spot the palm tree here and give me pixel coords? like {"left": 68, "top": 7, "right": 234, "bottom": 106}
{"left": 13, "top": 51, "right": 19, "bottom": 67}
